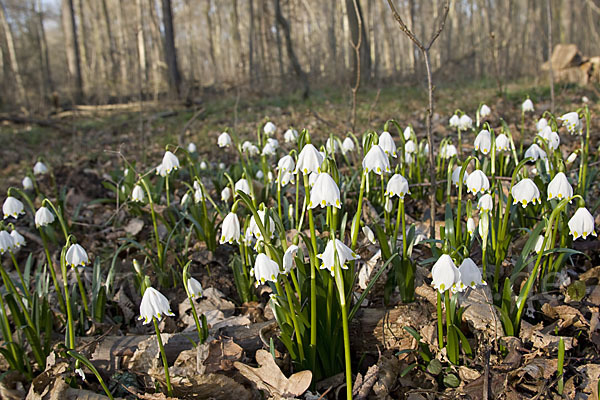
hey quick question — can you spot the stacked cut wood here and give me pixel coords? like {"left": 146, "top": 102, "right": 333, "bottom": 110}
{"left": 542, "top": 44, "right": 600, "bottom": 85}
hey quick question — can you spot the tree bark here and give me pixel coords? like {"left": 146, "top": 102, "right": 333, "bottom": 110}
{"left": 160, "top": 0, "right": 181, "bottom": 97}
{"left": 248, "top": 0, "right": 255, "bottom": 83}
{"left": 346, "top": 0, "right": 370, "bottom": 81}
{"left": 100, "top": 0, "right": 118, "bottom": 86}
{"left": 61, "top": 0, "right": 84, "bottom": 103}
{"left": 148, "top": 0, "right": 165, "bottom": 99}
{"left": 0, "top": 1, "right": 26, "bottom": 105}
{"left": 136, "top": 0, "right": 147, "bottom": 89}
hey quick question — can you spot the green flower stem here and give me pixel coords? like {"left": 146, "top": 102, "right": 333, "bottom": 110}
{"left": 60, "top": 249, "right": 75, "bottom": 349}
{"left": 183, "top": 274, "right": 205, "bottom": 343}
{"left": 139, "top": 179, "right": 164, "bottom": 269}
{"left": 277, "top": 171, "right": 283, "bottom": 223}
{"left": 42, "top": 199, "right": 69, "bottom": 243}
{"left": 153, "top": 317, "right": 173, "bottom": 397}
{"left": 444, "top": 290, "right": 457, "bottom": 364}
{"left": 456, "top": 157, "right": 476, "bottom": 244}
{"left": 283, "top": 276, "right": 305, "bottom": 362}
{"left": 73, "top": 267, "right": 89, "bottom": 316}
{"left": 333, "top": 257, "right": 352, "bottom": 400}
{"left": 351, "top": 172, "right": 367, "bottom": 251}
{"left": 0, "top": 264, "right": 36, "bottom": 332}
{"left": 520, "top": 110, "right": 525, "bottom": 155}
{"left": 457, "top": 127, "right": 462, "bottom": 157}
{"left": 9, "top": 251, "right": 31, "bottom": 304}
{"left": 579, "top": 106, "right": 590, "bottom": 196}
{"left": 0, "top": 291, "right": 18, "bottom": 365}
{"left": 436, "top": 291, "right": 444, "bottom": 349}
{"left": 295, "top": 174, "right": 300, "bottom": 227}
{"left": 40, "top": 230, "right": 66, "bottom": 313}
{"left": 302, "top": 174, "right": 318, "bottom": 368}
{"left": 393, "top": 199, "right": 407, "bottom": 259}
{"left": 165, "top": 175, "right": 170, "bottom": 207}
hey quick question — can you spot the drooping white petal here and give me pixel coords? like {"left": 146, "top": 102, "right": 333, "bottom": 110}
{"left": 385, "top": 174, "right": 410, "bottom": 199}
{"left": 309, "top": 173, "right": 341, "bottom": 209}
{"left": 66, "top": 244, "right": 89, "bottom": 267}
{"left": 138, "top": 286, "right": 175, "bottom": 324}
{"left": 295, "top": 144, "right": 324, "bottom": 175}
{"left": 220, "top": 213, "right": 241, "bottom": 244}
{"left": 568, "top": 207, "right": 596, "bottom": 240}
{"left": 3, "top": 197, "right": 25, "bottom": 219}
{"left": 466, "top": 170, "right": 490, "bottom": 195}
{"left": 511, "top": 178, "right": 541, "bottom": 208}
{"left": 35, "top": 206, "right": 55, "bottom": 227}
{"left": 547, "top": 172, "right": 572, "bottom": 201}
{"left": 362, "top": 145, "right": 390, "bottom": 175}
{"left": 317, "top": 239, "right": 359, "bottom": 276}
{"left": 458, "top": 258, "right": 486, "bottom": 288}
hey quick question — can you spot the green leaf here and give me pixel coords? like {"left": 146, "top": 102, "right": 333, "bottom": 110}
{"left": 427, "top": 359, "right": 442, "bottom": 375}
{"left": 566, "top": 280, "right": 586, "bottom": 302}
{"left": 443, "top": 373, "right": 460, "bottom": 388}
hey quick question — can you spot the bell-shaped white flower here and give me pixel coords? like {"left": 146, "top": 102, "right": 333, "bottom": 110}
{"left": 66, "top": 243, "right": 89, "bottom": 267}
{"left": 248, "top": 210, "right": 275, "bottom": 240}
{"left": 326, "top": 137, "right": 339, "bottom": 154}
{"left": 279, "top": 171, "right": 293, "bottom": 186}
{"left": 317, "top": 239, "right": 359, "bottom": 276}
{"left": 567, "top": 152, "right": 578, "bottom": 164}
{"left": 199, "top": 161, "right": 208, "bottom": 170}
{"left": 452, "top": 166, "right": 468, "bottom": 187}
{"left": 252, "top": 253, "right": 280, "bottom": 284}
{"left": 180, "top": 192, "right": 191, "bottom": 207}
{"left": 157, "top": 151, "right": 180, "bottom": 176}
{"left": 539, "top": 126, "right": 560, "bottom": 151}
{"left": 560, "top": 112, "right": 582, "bottom": 134}
{"left": 547, "top": 172, "right": 572, "bottom": 201}
{"left": 478, "top": 193, "right": 493, "bottom": 213}
{"left": 9, "top": 230, "right": 24, "bottom": 250}
{"left": 479, "top": 104, "right": 491, "bottom": 118}
{"left": 467, "top": 217, "right": 476, "bottom": 235}
{"left": 35, "top": 206, "right": 54, "bottom": 227}
{"left": 33, "top": 161, "right": 48, "bottom": 175}
{"left": 138, "top": 286, "right": 174, "bottom": 324}
{"left": 234, "top": 179, "right": 251, "bottom": 196}
{"left": 404, "top": 151, "right": 413, "bottom": 164}
{"left": 458, "top": 114, "right": 473, "bottom": 131}
{"left": 384, "top": 198, "right": 393, "bottom": 213}
{"left": 308, "top": 172, "right": 318, "bottom": 188}
{"left": 568, "top": 207, "right": 596, "bottom": 240}
{"left": 220, "top": 213, "right": 241, "bottom": 244}
{"left": 187, "top": 277, "right": 203, "bottom": 298}
{"left": 22, "top": 176, "right": 33, "bottom": 190}
{"left": 277, "top": 155, "right": 295, "bottom": 173}
{"left": 264, "top": 121, "right": 276, "bottom": 135}
{"left": 295, "top": 144, "right": 323, "bottom": 175}
{"left": 404, "top": 140, "right": 417, "bottom": 154}
{"left": 466, "top": 170, "right": 490, "bottom": 195}
{"left": 187, "top": 143, "right": 197, "bottom": 153}
{"left": 536, "top": 118, "right": 548, "bottom": 132}
{"left": 3, "top": 197, "right": 25, "bottom": 219}
{"left": 458, "top": 258, "right": 486, "bottom": 288}
{"left": 262, "top": 141, "right": 277, "bottom": 156}
{"left": 522, "top": 99, "right": 534, "bottom": 112}
{"left": 0, "top": 231, "right": 14, "bottom": 254}
{"left": 362, "top": 226, "right": 376, "bottom": 244}
{"left": 221, "top": 187, "right": 232, "bottom": 202}
{"left": 403, "top": 126, "right": 412, "bottom": 141}
{"left": 449, "top": 114, "right": 460, "bottom": 128}
{"left": 284, "top": 128, "right": 298, "bottom": 143}
{"left": 511, "top": 178, "right": 541, "bottom": 207}
{"left": 440, "top": 143, "right": 457, "bottom": 159}
{"left": 524, "top": 144, "right": 547, "bottom": 161}
{"left": 256, "top": 170, "right": 264, "bottom": 180}
{"left": 342, "top": 137, "right": 355, "bottom": 154}
{"left": 386, "top": 174, "right": 410, "bottom": 199}
{"left": 240, "top": 141, "right": 253, "bottom": 152}
{"left": 479, "top": 212, "right": 490, "bottom": 238}
{"left": 431, "top": 254, "right": 460, "bottom": 293}
{"left": 474, "top": 130, "right": 492, "bottom": 155}
{"left": 362, "top": 145, "right": 390, "bottom": 175}
{"left": 495, "top": 134, "right": 510, "bottom": 152}
{"left": 379, "top": 131, "right": 397, "bottom": 158}
{"left": 283, "top": 245, "right": 299, "bottom": 274}
{"left": 310, "top": 173, "right": 341, "bottom": 209}
{"left": 218, "top": 132, "right": 232, "bottom": 147}
{"left": 534, "top": 235, "right": 550, "bottom": 254}
{"left": 131, "top": 185, "right": 145, "bottom": 202}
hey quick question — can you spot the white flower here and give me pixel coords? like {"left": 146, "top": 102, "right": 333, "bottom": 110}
{"left": 278, "top": 155, "right": 295, "bottom": 173}
{"left": 131, "top": 185, "right": 145, "bottom": 202}
{"left": 466, "top": 170, "right": 490, "bottom": 195}
{"left": 404, "top": 151, "right": 413, "bottom": 164}
{"left": 404, "top": 140, "right": 417, "bottom": 154}
{"left": 452, "top": 166, "right": 468, "bottom": 187}
{"left": 458, "top": 114, "right": 473, "bottom": 131}
{"left": 559, "top": 112, "right": 582, "bottom": 134}
{"left": 310, "top": 173, "right": 341, "bottom": 209}
{"left": 326, "top": 137, "right": 339, "bottom": 154}
{"left": 284, "top": 128, "right": 298, "bottom": 143}
{"left": 522, "top": 99, "right": 534, "bottom": 112}
{"left": 540, "top": 127, "right": 560, "bottom": 150}
{"left": 220, "top": 213, "right": 241, "bottom": 244}
{"left": 234, "top": 179, "right": 251, "bottom": 196}
{"left": 248, "top": 210, "right": 275, "bottom": 240}
{"left": 467, "top": 217, "right": 475, "bottom": 235}
{"left": 458, "top": 258, "right": 486, "bottom": 288}
{"left": 242, "top": 140, "right": 255, "bottom": 153}
{"left": 431, "top": 254, "right": 461, "bottom": 293}
{"left": 295, "top": 144, "right": 324, "bottom": 175}
{"left": 66, "top": 244, "right": 89, "bottom": 267}
{"left": 474, "top": 130, "right": 492, "bottom": 155}
{"left": 187, "top": 143, "right": 197, "bottom": 153}
{"left": 138, "top": 286, "right": 174, "bottom": 324}
{"left": 583, "top": 96, "right": 589, "bottom": 103}
{"left": 568, "top": 207, "right": 596, "bottom": 240}
{"left": 279, "top": 171, "right": 293, "bottom": 186}
{"left": 0, "top": 231, "right": 14, "bottom": 254}
{"left": 566, "top": 152, "right": 578, "bottom": 164}
{"left": 379, "top": 131, "right": 397, "bottom": 157}
{"left": 3, "top": 197, "right": 25, "bottom": 219}
{"left": 33, "top": 161, "right": 48, "bottom": 175}
{"left": 342, "top": 137, "right": 355, "bottom": 154}
{"left": 35, "top": 206, "right": 54, "bottom": 227}
{"left": 479, "top": 212, "right": 489, "bottom": 238}
{"left": 449, "top": 114, "right": 460, "bottom": 128}
{"left": 384, "top": 198, "right": 393, "bottom": 213}
{"left": 423, "top": 142, "right": 429, "bottom": 157}
{"left": 440, "top": 143, "right": 457, "bottom": 159}
{"left": 362, "top": 226, "right": 376, "bottom": 244}
{"left": 256, "top": 170, "right": 264, "bottom": 180}
{"left": 187, "top": 277, "right": 203, "bottom": 298}
{"left": 524, "top": 144, "right": 547, "bottom": 161}
{"left": 362, "top": 145, "right": 390, "bottom": 175}
{"left": 219, "top": 163, "right": 226, "bottom": 169}
{"left": 534, "top": 235, "right": 550, "bottom": 254}
{"left": 511, "top": 178, "right": 541, "bottom": 207}
{"left": 252, "top": 253, "right": 280, "bottom": 285}
{"left": 218, "top": 132, "right": 232, "bottom": 147}
{"left": 479, "top": 104, "right": 491, "bottom": 118}
{"left": 75, "top": 368, "right": 85, "bottom": 381}
{"left": 547, "top": 172, "right": 572, "bottom": 201}
{"left": 317, "top": 239, "right": 359, "bottom": 276}
{"left": 385, "top": 174, "right": 410, "bottom": 199}
{"left": 22, "top": 176, "right": 33, "bottom": 190}
{"left": 536, "top": 118, "right": 548, "bottom": 132}
{"left": 308, "top": 172, "right": 318, "bottom": 188}
{"left": 181, "top": 192, "right": 191, "bottom": 207}
{"left": 403, "top": 126, "right": 412, "bottom": 141}
{"left": 10, "top": 230, "right": 25, "bottom": 249}
{"left": 200, "top": 161, "right": 208, "bottom": 170}
{"left": 495, "top": 134, "right": 510, "bottom": 152}
{"left": 157, "top": 151, "right": 180, "bottom": 176}
{"left": 283, "top": 245, "right": 299, "bottom": 274}
{"left": 264, "top": 122, "right": 276, "bottom": 135}
{"left": 221, "top": 187, "right": 231, "bottom": 202}
{"left": 262, "top": 138, "right": 279, "bottom": 156}
{"left": 478, "top": 193, "right": 493, "bottom": 213}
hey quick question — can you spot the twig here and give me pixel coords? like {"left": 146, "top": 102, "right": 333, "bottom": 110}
{"left": 350, "top": 0, "right": 362, "bottom": 132}
{"left": 367, "top": 88, "right": 381, "bottom": 124}
{"left": 178, "top": 107, "right": 205, "bottom": 147}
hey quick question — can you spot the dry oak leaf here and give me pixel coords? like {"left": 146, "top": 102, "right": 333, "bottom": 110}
{"left": 234, "top": 349, "right": 312, "bottom": 399}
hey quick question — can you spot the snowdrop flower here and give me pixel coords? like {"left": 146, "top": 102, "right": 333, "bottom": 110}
{"left": 547, "top": 172, "right": 572, "bottom": 201}
{"left": 138, "top": 286, "right": 174, "bottom": 324}
{"left": 157, "top": 151, "right": 180, "bottom": 176}
{"left": 362, "top": 226, "right": 376, "bottom": 244}
{"left": 403, "top": 126, "right": 412, "bottom": 141}
{"left": 404, "top": 140, "right": 417, "bottom": 154}
{"left": 10, "top": 230, "right": 25, "bottom": 249}
{"left": 540, "top": 127, "right": 560, "bottom": 150}
{"left": 478, "top": 193, "right": 493, "bottom": 213}
{"left": 277, "top": 155, "right": 295, "bottom": 173}
{"left": 256, "top": 170, "right": 264, "bottom": 180}
{"left": 536, "top": 118, "right": 548, "bottom": 132}
{"left": 295, "top": 144, "right": 323, "bottom": 175}
{"left": 474, "top": 130, "right": 492, "bottom": 155}
{"left": 524, "top": 144, "right": 547, "bottom": 161}
{"left": 317, "top": 239, "right": 359, "bottom": 276}
{"left": 467, "top": 217, "right": 476, "bottom": 235}
{"left": 522, "top": 99, "right": 534, "bottom": 112}
{"left": 566, "top": 152, "right": 578, "bottom": 164}
{"left": 33, "top": 161, "right": 48, "bottom": 175}
{"left": 263, "top": 121, "right": 276, "bottom": 136}
{"left": 423, "top": 142, "right": 429, "bottom": 156}
{"left": 284, "top": 128, "right": 298, "bottom": 143}
{"left": 326, "top": 137, "right": 339, "bottom": 154}
{"left": 234, "top": 179, "right": 251, "bottom": 196}
{"left": 187, "top": 277, "right": 203, "bottom": 298}
{"left": 479, "top": 213, "right": 490, "bottom": 238}
{"left": 181, "top": 192, "right": 191, "bottom": 207}
{"left": 187, "top": 143, "right": 197, "bottom": 153}
{"left": 362, "top": 145, "right": 390, "bottom": 175}
{"left": 252, "top": 253, "right": 280, "bottom": 285}
{"left": 66, "top": 244, "right": 89, "bottom": 267}
{"left": 283, "top": 245, "right": 299, "bottom": 274}
{"left": 308, "top": 172, "right": 318, "bottom": 188}
{"left": 35, "top": 206, "right": 54, "bottom": 227}
{"left": 458, "top": 258, "right": 486, "bottom": 288}
{"left": 219, "top": 162, "right": 226, "bottom": 169}
{"left": 404, "top": 151, "right": 413, "bottom": 164}
{"left": 279, "top": 171, "right": 293, "bottom": 186}
{"left": 560, "top": 112, "right": 582, "bottom": 134}
{"left": 242, "top": 140, "right": 253, "bottom": 153}
{"left": 449, "top": 114, "right": 460, "bottom": 128}
{"left": 262, "top": 138, "right": 279, "bottom": 156}
{"left": 479, "top": 104, "right": 491, "bottom": 118}
{"left": 384, "top": 198, "right": 393, "bottom": 213}
{"left": 310, "top": 173, "right": 341, "bottom": 209}
{"left": 466, "top": 170, "right": 490, "bottom": 195}
{"left": 248, "top": 210, "right": 275, "bottom": 240}
{"left": 22, "top": 176, "right": 33, "bottom": 190}
{"left": 534, "top": 235, "right": 549, "bottom": 254}
{"left": 568, "top": 207, "right": 596, "bottom": 240}
{"left": 440, "top": 143, "right": 457, "bottom": 159}
{"left": 385, "top": 174, "right": 410, "bottom": 199}
{"left": 199, "top": 161, "right": 208, "bottom": 170}
{"left": 451, "top": 166, "right": 468, "bottom": 187}
{"left": 3, "top": 197, "right": 25, "bottom": 219}
{"left": 431, "top": 254, "right": 460, "bottom": 293}
{"left": 511, "top": 178, "right": 541, "bottom": 207}
{"left": 495, "top": 134, "right": 510, "bottom": 152}
{"left": 131, "top": 185, "right": 145, "bottom": 202}
{"left": 0, "top": 231, "right": 14, "bottom": 254}
{"left": 218, "top": 132, "right": 232, "bottom": 147}
{"left": 221, "top": 187, "right": 231, "bottom": 202}
{"left": 220, "top": 213, "right": 241, "bottom": 244}
{"left": 379, "top": 131, "right": 397, "bottom": 157}
{"left": 342, "top": 137, "right": 355, "bottom": 154}
{"left": 458, "top": 114, "right": 473, "bottom": 131}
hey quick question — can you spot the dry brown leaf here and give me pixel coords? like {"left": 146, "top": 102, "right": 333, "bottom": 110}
{"left": 198, "top": 337, "right": 244, "bottom": 374}
{"left": 576, "top": 363, "right": 600, "bottom": 398}
{"left": 124, "top": 218, "right": 144, "bottom": 236}
{"left": 520, "top": 320, "right": 574, "bottom": 351}
{"left": 541, "top": 303, "right": 588, "bottom": 329}
{"left": 234, "top": 349, "right": 312, "bottom": 399}
{"left": 461, "top": 286, "right": 504, "bottom": 340}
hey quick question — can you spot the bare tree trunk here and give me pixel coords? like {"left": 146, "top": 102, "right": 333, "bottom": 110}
{"left": 161, "top": 0, "right": 181, "bottom": 97}
{"left": 75, "top": 0, "right": 89, "bottom": 90}
{"left": 136, "top": 0, "right": 147, "bottom": 90}
{"left": 148, "top": 0, "right": 165, "bottom": 99}
{"left": 346, "top": 0, "right": 371, "bottom": 81}
{"left": 115, "top": 0, "right": 129, "bottom": 98}
{"left": 30, "top": 0, "right": 52, "bottom": 101}
{"left": 231, "top": 0, "right": 244, "bottom": 81}
{"left": 546, "top": 0, "right": 554, "bottom": 113}
{"left": 248, "top": 0, "right": 255, "bottom": 83}
{"left": 61, "top": 0, "right": 84, "bottom": 102}
{"left": 101, "top": 0, "right": 118, "bottom": 86}
{"left": 0, "top": 1, "right": 25, "bottom": 105}
{"left": 205, "top": 0, "right": 219, "bottom": 84}
{"left": 273, "top": 0, "right": 284, "bottom": 79}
